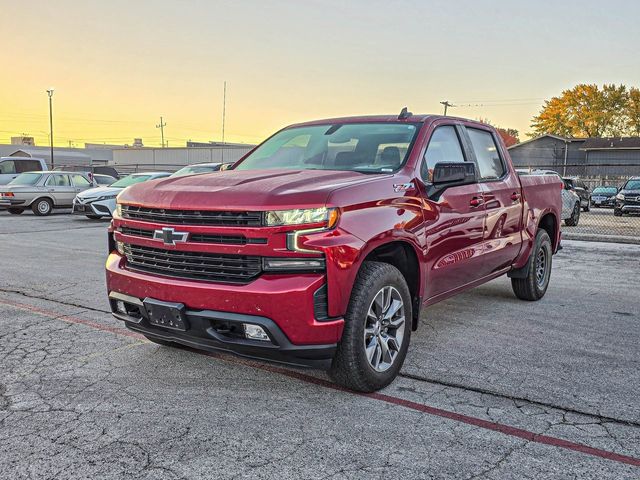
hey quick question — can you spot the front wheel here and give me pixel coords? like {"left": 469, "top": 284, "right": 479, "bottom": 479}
{"left": 329, "top": 261, "right": 412, "bottom": 392}
{"left": 511, "top": 230, "right": 552, "bottom": 301}
{"left": 86, "top": 214, "right": 102, "bottom": 220}
{"left": 583, "top": 202, "right": 590, "bottom": 212}
{"left": 614, "top": 209, "right": 623, "bottom": 217}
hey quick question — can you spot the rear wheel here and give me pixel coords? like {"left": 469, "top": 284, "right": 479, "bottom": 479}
{"left": 511, "top": 230, "right": 552, "bottom": 301}
{"left": 7, "top": 208, "right": 24, "bottom": 215}
{"left": 614, "top": 209, "right": 623, "bottom": 217}
{"left": 32, "top": 198, "right": 53, "bottom": 216}
{"left": 565, "top": 202, "right": 580, "bottom": 226}
{"left": 329, "top": 261, "right": 412, "bottom": 392}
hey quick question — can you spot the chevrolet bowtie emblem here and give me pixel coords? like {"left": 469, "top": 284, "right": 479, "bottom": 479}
{"left": 153, "top": 227, "right": 189, "bottom": 245}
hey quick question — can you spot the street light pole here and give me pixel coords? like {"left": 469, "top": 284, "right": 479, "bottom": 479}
{"left": 46, "top": 89, "right": 54, "bottom": 168}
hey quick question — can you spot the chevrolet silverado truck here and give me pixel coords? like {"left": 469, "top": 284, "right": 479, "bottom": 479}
{"left": 106, "top": 112, "right": 562, "bottom": 392}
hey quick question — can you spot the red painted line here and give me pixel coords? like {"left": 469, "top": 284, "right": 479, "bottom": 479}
{"left": 1, "top": 297, "right": 639, "bottom": 468}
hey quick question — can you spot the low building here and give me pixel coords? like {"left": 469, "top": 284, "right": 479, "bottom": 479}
{"left": 508, "top": 135, "right": 640, "bottom": 182}
{"left": 0, "top": 145, "right": 114, "bottom": 168}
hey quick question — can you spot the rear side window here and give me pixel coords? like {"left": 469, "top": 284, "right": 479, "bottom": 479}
{"left": 0, "top": 160, "right": 16, "bottom": 174}
{"left": 15, "top": 160, "right": 43, "bottom": 173}
{"left": 71, "top": 174, "right": 90, "bottom": 186}
{"left": 45, "top": 174, "right": 71, "bottom": 187}
{"left": 422, "top": 126, "right": 465, "bottom": 181}
{"left": 467, "top": 128, "right": 506, "bottom": 180}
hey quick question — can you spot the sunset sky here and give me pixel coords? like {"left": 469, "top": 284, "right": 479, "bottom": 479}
{"left": 1, "top": 0, "right": 639, "bottom": 148}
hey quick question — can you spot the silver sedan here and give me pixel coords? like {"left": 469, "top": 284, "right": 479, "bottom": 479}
{"left": 0, "top": 171, "right": 95, "bottom": 216}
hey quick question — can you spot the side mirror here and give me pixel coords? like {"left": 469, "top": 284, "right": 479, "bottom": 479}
{"left": 432, "top": 162, "right": 476, "bottom": 186}
{"left": 427, "top": 162, "right": 477, "bottom": 199}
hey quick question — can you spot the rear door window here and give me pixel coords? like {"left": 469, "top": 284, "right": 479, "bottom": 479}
{"left": 45, "top": 174, "right": 71, "bottom": 187}
{"left": 421, "top": 126, "right": 466, "bottom": 181}
{"left": 467, "top": 128, "right": 506, "bottom": 180}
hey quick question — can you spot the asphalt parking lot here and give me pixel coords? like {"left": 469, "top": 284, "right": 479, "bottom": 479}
{"left": 1, "top": 211, "right": 639, "bottom": 479}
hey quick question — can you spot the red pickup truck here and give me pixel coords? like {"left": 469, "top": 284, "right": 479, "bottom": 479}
{"left": 106, "top": 112, "right": 562, "bottom": 392}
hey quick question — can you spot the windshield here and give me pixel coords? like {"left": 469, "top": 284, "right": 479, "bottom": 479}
{"left": 593, "top": 187, "right": 617, "bottom": 194}
{"left": 171, "top": 165, "right": 220, "bottom": 177}
{"left": 110, "top": 174, "right": 153, "bottom": 188}
{"left": 9, "top": 173, "right": 42, "bottom": 186}
{"left": 624, "top": 180, "right": 640, "bottom": 190}
{"left": 234, "top": 123, "right": 420, "bottom": 173}
{"left": 95, "top": 176, "right": 116, "bottom": 185}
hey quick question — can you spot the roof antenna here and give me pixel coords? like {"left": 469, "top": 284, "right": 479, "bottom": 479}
{"left": 398, "top": 107, "right": 412, "bottom": 120}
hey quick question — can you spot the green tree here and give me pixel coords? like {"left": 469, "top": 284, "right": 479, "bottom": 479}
{"left": 531, "top": 84, "right": 630, "bottom": 138}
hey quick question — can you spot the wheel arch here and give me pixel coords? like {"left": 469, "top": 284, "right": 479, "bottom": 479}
{"left": 28, "top": 195, "right": 55, "bottom": 207}
{"left": 360, "top": 240, "right": 422, "bottom": 331}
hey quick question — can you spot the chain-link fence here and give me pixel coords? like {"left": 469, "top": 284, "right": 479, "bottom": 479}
{"left": 518, "top": 164, "right": 640, "bottom": 243}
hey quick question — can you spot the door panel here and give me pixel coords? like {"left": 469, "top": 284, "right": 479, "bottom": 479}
{"left": 479, "top": 172, "right": 524, "bottom": 274}
{"left": 423, "top": 183, "right": 487, "bottom": 299}
{"left": 45, "top": 174, "right": 75, "bottom": 206}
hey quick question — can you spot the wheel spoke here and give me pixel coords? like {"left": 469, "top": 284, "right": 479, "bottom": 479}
{"left": 388, "top": 315, "right": 405, "bottom": 330}
{"left": 383, "top": 299, "right": 403, "bottom": 321}
{"left": 365, "top": 337, "right": 378, "bottom": 364}
{"left": 378, "top": 334, "right": 392, "bottom": 364}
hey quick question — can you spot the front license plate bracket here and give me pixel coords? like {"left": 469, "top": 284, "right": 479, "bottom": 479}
{"left": 143, "top": 298, "right": 189, "bottom": 331}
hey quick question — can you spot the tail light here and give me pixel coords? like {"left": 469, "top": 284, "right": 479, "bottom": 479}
{"left": 1, "top": 192, "right": 14, "bottom": 197}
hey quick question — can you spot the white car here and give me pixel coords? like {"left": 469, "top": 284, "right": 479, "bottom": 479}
{"left": 170, "top": 163, "right": 223, "bottom": 177}
{"left": 516, "top": 169, "right": 581, "bottom": 226}
{"left": 72, "top": 172, "right": 170, "bottom": 219}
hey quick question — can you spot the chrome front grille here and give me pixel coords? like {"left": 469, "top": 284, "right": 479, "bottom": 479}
{"left": 121, "top": 205, "right": 263, "bottom": 226}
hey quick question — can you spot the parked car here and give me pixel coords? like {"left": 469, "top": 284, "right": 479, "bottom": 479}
{"left": 563, "top": 177, "right": 591, "bottom": 212}
{"left": 170, "top": 163, "right": 223, "bottom": 177}
{"left": 93, "top": 174, "right": 118, "bottom": 186}
{"left": 614, "top": 177, "right": 640, "bottom": 216}
{"left": 73, "top": 172, "right": 171, "bottom": 219}
{"left": 0, "top": 171, "right": 94, "bottom": 215}
{"left": 106, "top": 113, "right": 562, "bottom": 392}
{"left": 590, "top": 186, "right": 618, "bottom": 208}
{"left": 517, "top": 169, "right": 580, "bottom": 226}
{"left": 0, "top": 157, "right": 48, "bottom": 185}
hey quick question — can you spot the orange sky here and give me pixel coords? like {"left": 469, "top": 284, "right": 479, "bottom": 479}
{"left": 2, "top": 0, "right": 639, "bottom": 148}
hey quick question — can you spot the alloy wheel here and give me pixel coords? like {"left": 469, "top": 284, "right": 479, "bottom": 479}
{"left": 363, "top": 286, "right": 405, "bottom": 372}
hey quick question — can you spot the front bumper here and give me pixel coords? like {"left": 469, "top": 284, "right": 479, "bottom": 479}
{"left": 73, "top": 198, "right": 115, "bottom": 217}
{"left": 108, "top": 291, "right": 336, "bottom": 368}
{"left": 106, "top": 253, "right": 344, "bottom": 368}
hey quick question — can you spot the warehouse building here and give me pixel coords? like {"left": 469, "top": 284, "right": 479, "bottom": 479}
{"left": 508, "top": 135, "right": 640, "bottom": 181}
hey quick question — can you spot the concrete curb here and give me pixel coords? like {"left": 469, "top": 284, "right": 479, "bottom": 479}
{"left": 563, "top": 232, "right": 640, "bottom": 245}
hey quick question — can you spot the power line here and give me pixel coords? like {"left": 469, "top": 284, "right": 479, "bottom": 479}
{"left": 155, "top": 116, "right": 167, "bottom": 148}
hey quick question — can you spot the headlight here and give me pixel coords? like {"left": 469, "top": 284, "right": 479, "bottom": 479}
{"left": 97, "top": 194, "right": 118, "bottom": 201}
{"left": 114, "top": 203, "right": 123, "bottom": 219}
{"left": 265, "top": 207, "right": 338, "bottom": 227}
{"left": 616, "top": 193, "right": 625, "bottom": 201}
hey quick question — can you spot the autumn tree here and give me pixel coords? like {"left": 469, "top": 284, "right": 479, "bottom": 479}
{"left": 531, "top": 83, "right": 635, "bottom": 138}
{"left": 627, "top": 87, "right": 640, "bottom": 136}
{"left": 478, "top": 118, "right": 520, "bottom": 147}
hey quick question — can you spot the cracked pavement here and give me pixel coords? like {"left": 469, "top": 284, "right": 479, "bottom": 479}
{"left": 1, "top": 212, "right": 639, "bottom": 479}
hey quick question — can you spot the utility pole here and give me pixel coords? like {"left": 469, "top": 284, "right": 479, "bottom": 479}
{"left": 440, "top": 100, "right": 455, "bottom": 116}
{"left": 156, "top": 116, "right": 166, "bottom": 148}
{"left": 46, "top": 89, "right": 54, "bottom": 168}
{"left": 221, "top": 81, "right": 227, "bottom": 163}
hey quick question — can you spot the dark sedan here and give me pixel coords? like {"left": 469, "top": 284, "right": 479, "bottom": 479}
{"left": 590, "top": 186, "right": 618, "bottom": 208}
{"left": 614, "top": 177, "right": 640, "bottom": 216}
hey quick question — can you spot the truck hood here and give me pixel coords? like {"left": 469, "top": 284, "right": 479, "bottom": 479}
{"left": 118, "top": 169, "right": 391, "bottom": 210}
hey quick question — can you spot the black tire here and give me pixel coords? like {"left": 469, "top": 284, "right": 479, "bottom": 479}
{"left": 564, "top": 202, "right": 580, "bottom": 226}
{"left": 7, "top": 208, "right": 24, "bottom": 215}
{"left": 329, "top": 261, "right": 412, "bottom": 392}
{"left": 143, "top": 335, "right": 175, "bottom": 347}
{"left": 86, "top": 214, "right": 102, "bottom": 220}
{"left": 32, "top": 198, "right": 53, "bottom": 216}
{"left": 511, "top": 230, "right": 552, "bottom": 301}
{"left": 614, "top": 209, "right": 623, "bottom": 217}
{"left": 583, "top": 202, "right": 590, "bottom": 212}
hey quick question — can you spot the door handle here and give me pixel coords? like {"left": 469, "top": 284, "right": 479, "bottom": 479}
{"left": 510, "top": 192, "right": 521, "bottom": 202}
{"left": 470, "top": 197, "right": 484, "bottom": 207}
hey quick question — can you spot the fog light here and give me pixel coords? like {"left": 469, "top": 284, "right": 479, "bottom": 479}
{"left": 244, "top": 324, "right": 270, "bottom": 341}
{"left": 116, "top": 300, "right": 127, "bottom": 314}
{"left": 116, "top": 241, "right": 125, "bottom": 255}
